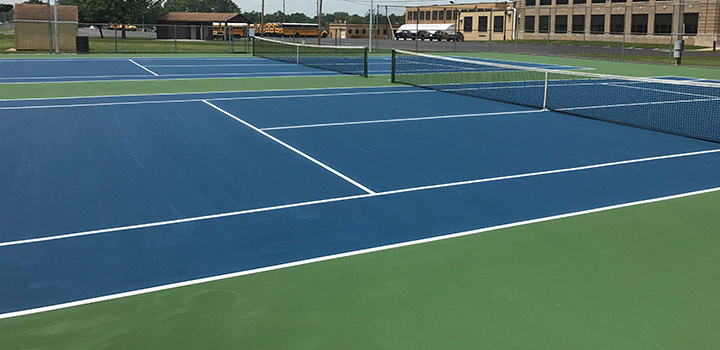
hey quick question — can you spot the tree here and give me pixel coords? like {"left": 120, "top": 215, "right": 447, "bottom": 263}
{"left": 58, "top": 0, "right": 162, "bottom": 38}
{"left": 163, "top": 0, "right": 240, "bottom": 13}
{"left": 0, "top": 4, "right": 13, "bottom": 12}
{"left": 23, "top": 0, "right": 46, "bottom": 4}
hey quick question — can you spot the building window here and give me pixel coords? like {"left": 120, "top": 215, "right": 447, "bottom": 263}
{"left": 590, "top": 15, "right": 604, "bottom": 34}
{"left": 420, "top": 11, "right": 425, "bottom": 20}
{"left": 540, "top": 0, "right": 551, "bottom": 5}
{"left": 432, "top": 11, "right": 438, "bottom": 21}
{"left": 355, "top": 29, "right": 359, "bottom": 34}
{"left": 525, "top": 15, "right": 535, "bottom": 33}
{"left": 362, "top": 28, "right": 366, "bottom": 34}
{"left": 591, "top": 0, "right": 605, "bottom": 3}
{"left": 494, "top": 16, "right": 504, "bottom": 32}
{"left": 446, "top": 10, "right": 452, "bottom": 20}
{"left": 572, "top": 15, "right": 585, "bottom": 33}
{"left": 555, "top": 15, "right": 567, "bottom": 33}
{"left": 539, "top": 15, "right": 550, "bottom": 33}
{"left": 631, "top": 14, "right": 647, "bottom": 34}
{"left": 573, "top": 0, "right": 586, "bottom": 3}
{"left": 426, "top": 11, "right": 431, "bottom": 20}
{"left": 610, "top": 14, "right": 624, "bottom": 34}
{"left": 526, "top": 0, "right": 536, "bottom": 5}
{"left": 439, "top": 10, "right": 444, "bottom": 21}
{"left": 479, "top": 17, "right": 488, "bottom": 32}
{"left": 654, "top": 14, "right": 672, "bottom": 34}
{"left": 464, "top": 16, "right": 473, "bottom": 32}
{"left": 383, "top": 29, "right": 387, "bottom": 34}
{"left": 557, "top": 0, "right": 569, "bottom": 4}
{"left": 684, "top": 13, "right": 699, "bottom": 35}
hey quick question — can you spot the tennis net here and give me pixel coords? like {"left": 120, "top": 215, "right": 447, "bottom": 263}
{"left": 253, "top": 37, "right": 369, "bottom": 77}
{"left": 392, "top": 49, "right": 720, "bottom": 143}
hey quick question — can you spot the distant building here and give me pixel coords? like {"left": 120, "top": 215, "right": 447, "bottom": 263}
{"left": 405, "top": 3, "right": 516, "bottom": 41}
{"left": 518, "top": 0, "right": 718, "bottom": 47}
{"left": 329, "top": 21, "right": 400, "bottom": 39}
{"left": 13, "top": 3, "right": 78, "bottom": 51}
{"left": 156, "top": 12, "right": 250, "bottom": 40}
{"left": 404, "top": 0, "right": 720, "bottom": 46}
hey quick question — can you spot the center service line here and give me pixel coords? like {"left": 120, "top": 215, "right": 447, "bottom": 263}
{"left": 129, "top": 59, "right": 159, "bottom": 77}
{"left": 202, "top": 100, "right": 376, "bottom": 194}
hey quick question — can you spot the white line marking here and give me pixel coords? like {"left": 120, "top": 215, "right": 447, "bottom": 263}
{"left": 557, "top": 97, "right": 720, "bottom": 112}
{"left": 0, "top": 72, "right": 351, "bottom": 85}
{"left": 2, "top": 148, "right": 718, "bottom": 248}
{"left": 143, "top": 62, "right": 388, "bottom": 68}
{"left": 128, "top": 59, "right": 159, "bottom": 77}
{"left": 0, "top": 85, "right": 407, "bottom": 103}
{"left": 202, "top": 100, "right": 375, "bottom": 194}
{"left": 607, "top": 82, "right": 717, "bottom": 99}
{"left": 261, "top": 109, "right": 545, "bottom": 131}
{"left": 2, "top": 185, "right": 719, "bottom": 320}
{"left": 0, "top": 89, "right": 431, "bottom": 111}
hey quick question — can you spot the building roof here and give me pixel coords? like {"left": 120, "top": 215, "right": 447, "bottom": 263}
{"left": 157, "top": 12, "right": 248, "bottom": 23}
{"left": 13, "top": 3, "right": 78, "bottom": 21}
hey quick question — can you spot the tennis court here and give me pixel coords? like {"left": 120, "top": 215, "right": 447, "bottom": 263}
{"left": 2, "top": 43, "right": 720, "bottom": 349}
{"left": 0, "top": 55, "right": 580, "bottom": 84}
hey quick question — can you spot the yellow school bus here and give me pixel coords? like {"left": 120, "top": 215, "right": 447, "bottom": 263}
{"left": 212, "top": 23, "right": 250, "bottom": 39}
{"left": 275, "top": 23, "right": 328, "bottom": 38}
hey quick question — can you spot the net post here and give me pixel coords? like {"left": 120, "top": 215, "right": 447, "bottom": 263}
{"left": 363, "top": 47, "right": 369, "bottom": 78}
{"left": 390, "top": 49, "right": 396, "bottom": 83}
{"left": 542, "top": 71, "right": 549, "bottom": 110}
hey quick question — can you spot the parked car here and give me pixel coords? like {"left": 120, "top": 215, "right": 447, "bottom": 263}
{"left": 430, "top": 30, "right": 449, "bottom": 41}
{"left": 416, "top": 30, "right": 431, "bottom": 40}
{"left": 447, "top": 31, "right": 464, "bottom": 41}
{"left": 395, "top": 30, "right": 414, "bottom": 40}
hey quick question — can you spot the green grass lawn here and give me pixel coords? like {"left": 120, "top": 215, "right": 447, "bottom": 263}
{"left": 569, "top": 52, "right": 720, "bottom": 67}
{"left": 0, "top": 33, "right": 13, "bottom": 52}
{"left": 515, "top": 38, "right": 705, "bottom": 50}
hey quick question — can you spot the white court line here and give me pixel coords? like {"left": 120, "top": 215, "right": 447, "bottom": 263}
{"left": 607, "top": 82, "right": 717, "bottom": 99}
{"left": 0, "top": 89, "right": 431, "bottom": 111}
{"left": 202, "top": 100, "right": 376, "bottom": 195}
{"left": 2, "top": 148, "right": 719, "bottom": 248}
{"left": 143, "top": 62, "right": 388, "bottom": 68}
{"left": 2, "top": 185, "right": 719, "bottom": 320}
{"left": 0, "top": 72, "right": 352, "bottom": 85}
{"left": 261, "top": 109, "right": 545, "bottom": 131}
{"left": 0, "top": 74, "right": 152, "bottom": 81}
{"left": 557, "top": 97, "right": 720, "bottom": 112}
{"left": 128, "top": 59, "right": 159, "bottom": 77}
{"left": 0, "top": 85, "right": 408, "bottom": 103}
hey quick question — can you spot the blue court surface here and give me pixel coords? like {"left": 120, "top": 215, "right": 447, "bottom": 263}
{"left": 1, "top": 82, "right": 720, "bottom": 317}
{"left": 0, "top": 56, "right": 582, "bottom": 83}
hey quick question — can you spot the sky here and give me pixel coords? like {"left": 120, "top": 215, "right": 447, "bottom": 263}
{"left": 0, "top": 0, "right": 494, "bottom": 17}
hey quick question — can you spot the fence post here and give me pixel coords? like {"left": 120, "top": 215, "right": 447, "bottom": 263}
{"left": 114, "top": 25, "right": 118, "bottom": 53}
{"left": 542, "top": 71, "right": 549, "bottom": 110}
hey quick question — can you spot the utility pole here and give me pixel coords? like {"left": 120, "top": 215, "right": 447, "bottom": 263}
{"left": 53, "top": 0, "right": 59, "bottom": 54}
{"left": 369, "top": 0, "right": 373, "bottom": 51}
{"left": 317, "top": 0, "right": 323, "bottom": 44}
{"left": 46, "top": 1, "right": 53, "bottom": 54}
{"left": 261, "top": 0, "right": 264, "bottom": 37}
